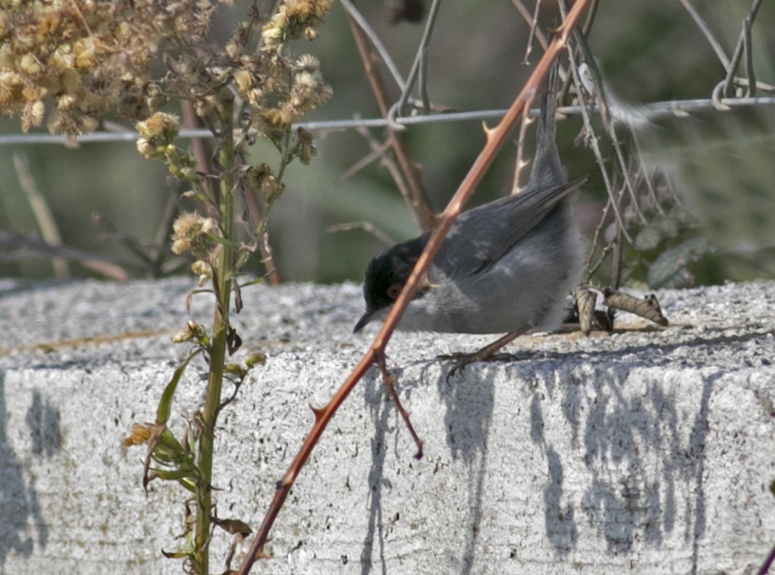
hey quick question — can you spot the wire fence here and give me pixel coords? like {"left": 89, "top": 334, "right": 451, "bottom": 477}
{"left": 2, "top": 0, "right": 774, "bottom": 292}
{"left": 2, "top": 96, "right": 774, "bottom": 146}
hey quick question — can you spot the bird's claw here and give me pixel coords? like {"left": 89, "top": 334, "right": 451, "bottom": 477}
{"left": 438, "top": 351, "right": 513, "bottom": 381}
{"left": 437, "top": 352, "right": 475, "bottom": 379}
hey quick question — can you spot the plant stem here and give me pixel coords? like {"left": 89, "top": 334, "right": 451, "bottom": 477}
{"left": 194, "top": 91, "right": 235, "bottom": 575}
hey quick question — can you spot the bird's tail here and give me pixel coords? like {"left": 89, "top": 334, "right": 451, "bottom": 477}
{"left": 529, "top": 59, "right": 566, "bottom": 188}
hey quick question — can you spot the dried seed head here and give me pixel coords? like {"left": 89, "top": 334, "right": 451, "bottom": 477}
{"left": 295, "top": 54, "right": 320, "bottom": 72}
{"left": 296, "top": 127, "right": 317, "bottom": 165}
{"left": 233, "top": 69, "right": 254, "bottom": 93}
{"left": 259, "top": 174, "right": 285, "bottom": 202}
{"left": 170, "top": 212, "right": 218, "bottom": 258}
{"left": 136, "top": 112, "right": 179, "bottom": 142}
{"left": 191, "top": 260, "right": 211, "bottom": 285}
{"left": 0, "top": 0, "right": 214, "bottom": 134}
{"left": 123, "top": 423, "right": 153, "bottom": 447}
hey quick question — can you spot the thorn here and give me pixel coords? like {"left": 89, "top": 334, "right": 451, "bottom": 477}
{"left": 418, "top": 271, "right": 439, "bottom": 290}
{"left": 309, "top": 403, "right": 326, "bottom": 422}
{"left": 482, "top": 122, "right": 497, "bottom": 141}
{"left": 275, "top": 472, "right": 293, "bottom": 490}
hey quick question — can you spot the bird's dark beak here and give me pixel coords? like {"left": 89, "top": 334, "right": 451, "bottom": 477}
{"left": 353, "top": 311, "right": 373, "bottom": 333}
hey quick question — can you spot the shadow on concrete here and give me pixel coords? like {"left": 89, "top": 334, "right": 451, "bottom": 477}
{"left": 435, "top": 366, "right": 495, "bottom": 575}
{"left": 0, "top": 372, "right": 61, "bottom": 567}
{"left": 360, "top": 367, "right": 395, "bottom": 575}
{"left": 354, "top": 334, "right": 721, "bottom": 572}
{"left": 519, "top": 358, "right": 716, "bottom": 567}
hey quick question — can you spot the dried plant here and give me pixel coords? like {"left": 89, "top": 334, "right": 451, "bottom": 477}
{"left": 1, "top": 0, "right": 333, "bottom": 573}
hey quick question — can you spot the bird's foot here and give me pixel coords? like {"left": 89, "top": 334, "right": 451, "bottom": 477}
{"left": 438, "top": 351, "right": 513, "bottom": 380}
{"left": 438, "top": 329, "right": 530, "bottom": 380}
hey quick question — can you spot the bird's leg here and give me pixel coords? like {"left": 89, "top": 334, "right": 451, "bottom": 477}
{"left": 375, "top": 350, "right": 424, "bottom": 459}
{"left": 440, "top": 324, "right": 532, "bottom": 379}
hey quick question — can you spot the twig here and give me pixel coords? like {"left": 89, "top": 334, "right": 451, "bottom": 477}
{"left": 68, "top": 0, "right": 93, "bottom": 36}
{"left": 631, "top": 137, "right": 665, "bottom": 216}
{"left": 353, "top": 125, "right": 416, "bottom": 211}
{"left": 722, "top": 0, "right": 765, "bottom": 97}
{"left": 580, "top": 0, "right": 600, "bottom": 36}
{"left": 744, "top": 18, "right": 755, "bottom": 97}
{"left": 338, "top": 0, "right": 406, "bottom": 91}
{"left": 346, "top": 10, "right": 437, "bottom": 231}
{"left": 326, "top": 221, "right": 395, "bottom": 246}
{"left": 567, "top": 23, "right": 647, "bottom": 226}
{"left": 235, "top": 2, "right": 592, "bottom": 572}
{"left": 609, "top": 184, "right": 625, "bottom": 291}
{"left": 388, "top": 0, "right": 443, "bottom": 124}
{"left": 560, "top": 13, "right": 633, "bottom": 244}
{"left": 182, "top": 100, "right": 211, "bottom": 181}
{"left": 181, "top": 100, "right": 220, "bottom": 222}
{"left": 376, "top": 350, "right": 423, "bottom": 458}
{"left": 757, "top": 540, "right": 775, "bottom": 575}
{"left": 677, "top": 0, "right": 731, "bottom": 70}
{"left": 336, "top": 132, "right": 392, "bottom": 183}
{"left": 0, "top": 231, "right": 130, "bottom": 280}
{"left": 526, "top": 0, "right": 543, "bottom": 64}
{"left": 243, "top": 189, "right": 281, "bottom": 285}
{"left": 12, "top": 153, "right": 70, "bottom": 279}
{"left": 511, "top": 0, "right": 549, "bottom": 58}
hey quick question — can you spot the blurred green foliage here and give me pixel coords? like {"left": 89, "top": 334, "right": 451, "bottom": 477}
{"left": 1, "top": 0, "right": 774, "bottom": 287}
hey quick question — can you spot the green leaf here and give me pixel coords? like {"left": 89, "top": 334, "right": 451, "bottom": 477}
{"left": 156, "top": 349, "right": 201, "bottom": 425}
{"left": 647, "top": 236, "right": 711, "bottom": 290}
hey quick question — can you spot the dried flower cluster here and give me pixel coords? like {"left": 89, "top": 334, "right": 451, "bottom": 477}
{"left": 170, "top": 212, "right": 218, "bottom": 258}
{"left": 2, "top": 1, "right": 338, "bottom": 573}
{"left": 219, "top": 6, "right": 333, "bottom": 152}
{"left": 235, "top": 52, "right": 333, "bottom": 141}
{"left": 0, "top": 0, "right": 214, "bottom": 134}
{"left": 136, "top": 112, "right": 198, "bottom": 180}
{"left": 171, "top": 320, "right": 208, "bottom": 344}
{"left": 261, "top": 0, "right": 334, "bottom": 47}
{"left": 1, "top": 0, "right": 334, "bottom": 169}
{"left": 136, "top": 112, "right": 180, "bottom": 158}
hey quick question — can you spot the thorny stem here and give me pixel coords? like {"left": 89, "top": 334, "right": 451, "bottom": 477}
{"left": 376, "top": 350, "right": 424, "bottom": 458}
{"left": 236, "top": 2, "right": 591, "bottom": 573}
{"left": 757, "top": 540, "right": 775, "bottom": 575}
{"left": 194, "top": 91, "right": 235, "bottom": 575}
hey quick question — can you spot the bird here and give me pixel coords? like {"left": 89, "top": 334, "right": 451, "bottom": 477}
{"left": 355, "top": 63, "right": 584, "bottom": 367}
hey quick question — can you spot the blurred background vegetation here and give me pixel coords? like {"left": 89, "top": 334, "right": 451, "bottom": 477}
{"left": 1, "top": 0, "right": 774, "bottom": 287}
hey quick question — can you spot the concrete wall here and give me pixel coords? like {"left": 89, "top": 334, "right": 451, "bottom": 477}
{"left": 1, "top": 278, "right": 774, "bottom": 574}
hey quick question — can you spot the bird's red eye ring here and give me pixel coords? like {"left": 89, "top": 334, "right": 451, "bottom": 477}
{"left": 387, "top": 283, "right": 403, "bottom": 300}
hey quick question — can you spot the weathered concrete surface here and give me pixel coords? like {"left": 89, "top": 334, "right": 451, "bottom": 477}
{"left": 0, "top": 278, "right": 774, "bottom": 575}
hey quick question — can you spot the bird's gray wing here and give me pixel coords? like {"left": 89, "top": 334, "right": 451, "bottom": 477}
{"left": 464, "top": 179, "right": 584, "bottom": 276}
{"left": 433, "top": 60, "right": 581, "bottom": 279}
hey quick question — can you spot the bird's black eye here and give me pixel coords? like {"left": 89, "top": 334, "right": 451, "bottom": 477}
{"left": 387, "top": 283, "right": 403, "bottom": 300}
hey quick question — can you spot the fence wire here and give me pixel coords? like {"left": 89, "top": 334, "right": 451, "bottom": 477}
{"left": 1, "top": 96, "right": 774, "bottom": 146}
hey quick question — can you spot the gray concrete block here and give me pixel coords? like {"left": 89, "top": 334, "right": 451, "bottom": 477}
{"left": 1, "top": 278, "right": 774, "bottom": 574}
